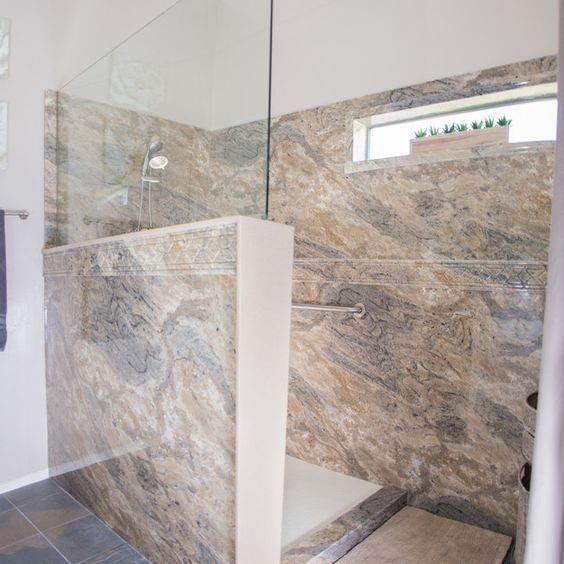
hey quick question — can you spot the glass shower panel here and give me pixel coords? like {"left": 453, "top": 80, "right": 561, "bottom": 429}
{"left": 54, "top": 0, "right": 271, "bottom": 245}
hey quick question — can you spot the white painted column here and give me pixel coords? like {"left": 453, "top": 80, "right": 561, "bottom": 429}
{"left": 236, "top": 217, "right": 294, "bottom": 563}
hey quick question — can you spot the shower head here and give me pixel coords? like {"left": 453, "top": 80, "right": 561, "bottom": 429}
{"left": 142, "top": 137, "right": 164, "bottom": 176}
{"left": 149, "top": 155, "right": 168, "bottom": 170}
{"left": 147, "top": 137, "right": 163, "bottom": 154}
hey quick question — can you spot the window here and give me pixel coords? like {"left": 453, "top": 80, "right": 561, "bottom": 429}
{"left": 352, "top": 83, "right": 557, "bottom": 162}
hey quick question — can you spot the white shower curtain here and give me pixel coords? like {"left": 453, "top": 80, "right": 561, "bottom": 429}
{"left": 525, "top": 2, "right": 564, "bottom": 562}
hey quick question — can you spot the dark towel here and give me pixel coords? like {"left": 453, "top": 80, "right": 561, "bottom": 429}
{"left": 0, "top": 210, "right": 6, "bottom": 351}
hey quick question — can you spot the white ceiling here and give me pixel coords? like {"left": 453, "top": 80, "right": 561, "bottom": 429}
{"left": 271, "top": 0, "right": 559, "bottom": 117}
{"left": 59, "top": 0, "right": 271, "bottom": 130}
{"left": 49, "top": 0, "right": 558, "bottom": 128}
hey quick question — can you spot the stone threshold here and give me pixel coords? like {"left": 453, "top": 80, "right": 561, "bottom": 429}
{"left": 281, "top": 486, "right": 407, "bottom": 564}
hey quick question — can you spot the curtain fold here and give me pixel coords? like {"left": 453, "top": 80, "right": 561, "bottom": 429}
{"left": 0, "top": 209, "right": 6, "bottom": 352}
{"left": 525, "top": 2, "right": 564, "bottom": 561}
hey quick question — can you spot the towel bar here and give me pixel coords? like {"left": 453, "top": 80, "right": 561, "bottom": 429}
{"left": 4, "top": 209, "right": 29, "bottom": 220}
{"left": 292, "top": 303, "right": 366, "bottom": 317}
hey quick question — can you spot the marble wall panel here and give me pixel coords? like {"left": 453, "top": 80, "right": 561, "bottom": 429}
{"left": 44, "top": 224, "right": 238, "bottom": 563}
{"left": 269, "top": 57, "right": 555, "bottom": 533}
{"left": 288, "top": 279, "right": 544, "bottom": 534}
{"left": 49, "top": 92, "right": 267, "bottom": 246}
{"left": 269, "top": 68, "right": 554, "bottom": 260}
{"left": 44, "top": 90, "right": 58, "bottom": 246}
{"left": 207, "top": 120, "right": 269, "bottom": 218}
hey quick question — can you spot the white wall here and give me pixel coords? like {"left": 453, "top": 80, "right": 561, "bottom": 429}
{"left": 61, "top": 0, "right": 218, "bottom": 129}
{"left": 0, "top": 0, "right": 178, "bottom": 493}
{"left": 56, "top": 0, "right": 560, "bottom": 130}
{"left": 50, "top": 0, "right": 179, "bottom": 87}
{"left": 271, "top": 0, "right": 559, "bottom": 116}
{"left": 61, "top": 0, "right": 272, "bottom": 130}
{"left": 210, "top": 0, "right": 270, "bottom": 129}
{"left": 0, "top": 0, "right": 53, "bottom": 492}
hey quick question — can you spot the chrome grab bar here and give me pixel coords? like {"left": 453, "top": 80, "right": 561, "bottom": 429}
{"left": 4, "top": 209, "right": 29, "bottom": 220}
{"left": 292, "top": 303, "right": 366, "bottom": 317}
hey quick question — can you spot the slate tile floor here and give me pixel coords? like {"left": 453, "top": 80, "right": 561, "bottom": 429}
{"left": 0, "top": 479, "right": 148, "bottom": 563}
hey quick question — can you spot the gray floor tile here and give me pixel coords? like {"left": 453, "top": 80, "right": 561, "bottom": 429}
{"left": 0, "top": 509, "right": 37, "bottom": 550}
{"left": 0, "top": 497, "right": 12, "bottom": 515}
{"left": 18, "top": 491, "right": 89, "bottom": 532}
{"left": 79, "top": 543, "right": 148, "bottom": 563}
{"left": 0, "top": 534, "right": 67, "bottom": 564}
{"left": 44, "top": 515, "right": 124, "bottom": 563}
{"left": 5, "top": 480, "right": 63, "bottom": 508}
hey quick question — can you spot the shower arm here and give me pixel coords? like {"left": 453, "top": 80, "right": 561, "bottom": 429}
{"left": 141, "top": 153, "right": 150, "bottom": 177}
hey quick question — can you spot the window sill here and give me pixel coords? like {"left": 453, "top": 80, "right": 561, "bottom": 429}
{"left": 344, "top": 141, "right": 555, "bottom": 175}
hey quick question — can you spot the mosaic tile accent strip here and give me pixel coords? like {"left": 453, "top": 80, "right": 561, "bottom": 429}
{"left": 293, "top": 259, "right": 548, "bottom": 291}
{"left": 44, "top": 223, "right": 237, "bottom": 276}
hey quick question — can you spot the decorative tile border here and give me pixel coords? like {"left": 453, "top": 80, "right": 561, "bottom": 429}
{"left": 44, "top": 224, "right": 237, "bottom": 276}
{"left": 293, "top": 259, "right": 547, "bottom": 291}
{"left": 281, "top": 486, "right": 407, "bottom": 564}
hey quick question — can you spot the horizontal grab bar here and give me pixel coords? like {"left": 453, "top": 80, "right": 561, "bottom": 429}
{"left": 292, "top": 303, "right": 366, "bottom": 317}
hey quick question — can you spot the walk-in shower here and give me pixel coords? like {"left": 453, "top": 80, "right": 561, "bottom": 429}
{"left": 43, "top": 2, "right": 296, "bottom": 563}
{"left": 40, "top": 0, "right": 557, "bottom": 561}
{"left": 46, "top": 0, "right": 272, "bottom": 247}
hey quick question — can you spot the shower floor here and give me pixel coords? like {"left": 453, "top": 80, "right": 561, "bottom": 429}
{"left": 281, "top": 455, "right": 381, "bottom": 550}
{"left": 338, "top": 506, "right": 512, "bottom": 564}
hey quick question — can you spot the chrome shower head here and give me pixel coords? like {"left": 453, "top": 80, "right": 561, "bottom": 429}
{"left": 142, "top": 137, "right": 164, "bottom": 176}
{"left": 149, "top": 155, "right": 168, "bottom": 170}
{"left": 147, "top": 137, "right": 162, "bottom": 154}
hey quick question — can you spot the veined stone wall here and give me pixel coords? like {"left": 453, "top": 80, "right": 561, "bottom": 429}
{"left": 44, "top": 92, "right": 267, "bottom": 247}
{"left": 44, "top": 222, "right": 239, "bottom": 562}
{"left": 270, "top": 56, "right": 555, "bottom": 534}
{"left": 44, "top": 218, "right": 295, "bottom": 563}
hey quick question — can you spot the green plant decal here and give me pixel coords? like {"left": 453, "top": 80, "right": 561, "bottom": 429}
{"left": 496, "top": 115, "right": 512, "bottom": 126}
{"left": 411, "top": 115, "right": 513, "bottom": 144}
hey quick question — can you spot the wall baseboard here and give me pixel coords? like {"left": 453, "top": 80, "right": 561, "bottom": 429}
{"left": 0, "top": 468, "right": 50, "bottom": 495}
